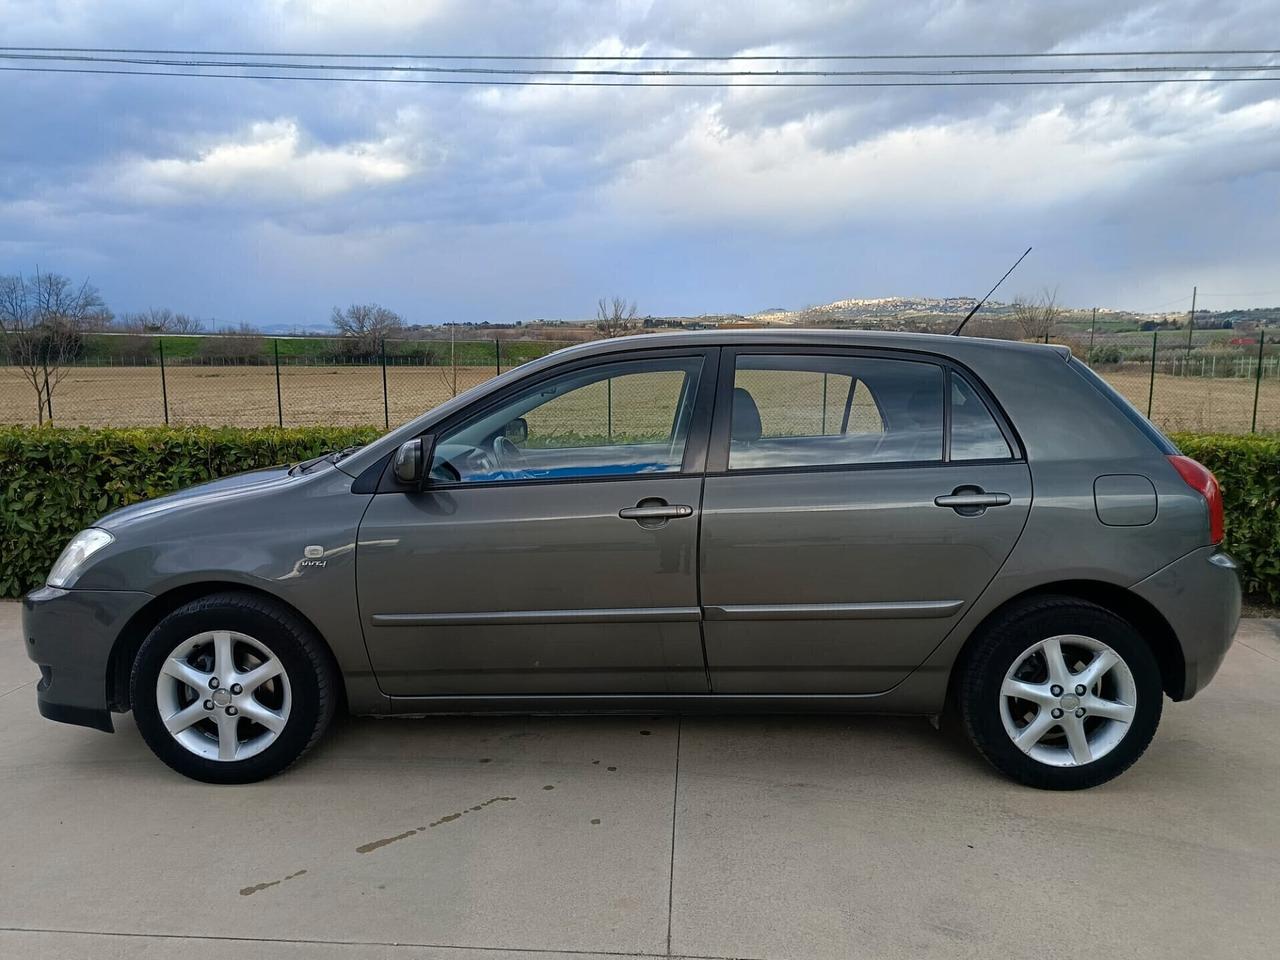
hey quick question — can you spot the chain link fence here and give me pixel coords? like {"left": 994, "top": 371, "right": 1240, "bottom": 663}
{"left": 1054, "top": 326, "right": 1280, "bottom": 435}
{"left": 2, "top": 328, "right": 1278, "bottom": 434}
{"left": 0, "top": 334, "right": 577, "bottom": 429}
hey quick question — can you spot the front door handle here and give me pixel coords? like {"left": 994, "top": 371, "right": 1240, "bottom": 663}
{"left": 934, "top": 487, "right": 1011, "bottom": 516}
{"left": 616, "top": 504, "right": 691, "bottom": 527}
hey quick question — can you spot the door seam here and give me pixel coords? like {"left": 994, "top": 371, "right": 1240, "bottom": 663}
{"left": 694, "top": 470, "right": 712, "bottom": 694}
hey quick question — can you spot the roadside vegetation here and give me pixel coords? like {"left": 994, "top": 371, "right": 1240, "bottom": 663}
{"left": 2, "top": 426, "right": 1277, "bottom": 606}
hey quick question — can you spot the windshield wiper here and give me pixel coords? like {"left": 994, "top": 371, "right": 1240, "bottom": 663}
{"left": 290, "top": 445, "right": 363, "bottom": 476}
{"left": 327, "top": 444, "right": 363, "bottom": 464}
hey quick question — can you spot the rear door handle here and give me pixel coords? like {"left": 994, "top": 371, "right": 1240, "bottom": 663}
{"left": 934, "top": 492, "right": 1011, "bottom": 508}
{"left": 619, "top": 503, "right": 694, "bottom": 521}
{"left": 934, "top": 488, "right": 1011, "bottom": 515}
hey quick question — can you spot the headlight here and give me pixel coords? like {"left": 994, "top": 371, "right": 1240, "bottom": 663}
{"left": 47, "top": 528, "right": 115, "bottom": 588}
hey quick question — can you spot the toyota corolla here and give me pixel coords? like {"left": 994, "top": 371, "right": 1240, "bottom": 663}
{"left": 23, "top": 330, "right": 1239, "bottom": 788}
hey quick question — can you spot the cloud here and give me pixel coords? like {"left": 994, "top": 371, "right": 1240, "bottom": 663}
{"left": 602, "top": 85, "right": 1280, "bottom": 229}
{"left": 2, "top": 0, "right": 1280, "bottom": 321}
{"left": 109, "top": 117, "right": 424, "bottom": 207}
{"left": 265, "top": 0, "right": 456, "bottom": 34}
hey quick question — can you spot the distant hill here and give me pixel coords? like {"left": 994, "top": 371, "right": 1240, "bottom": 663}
{"left": 641, "top": 296, "right": 1279, "bottom": 334}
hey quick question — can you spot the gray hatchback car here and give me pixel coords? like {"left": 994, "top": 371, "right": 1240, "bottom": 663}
{"left": 24, "top": 330, "right": 1240, "bottom": 788}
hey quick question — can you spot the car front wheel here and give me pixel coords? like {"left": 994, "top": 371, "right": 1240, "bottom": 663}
{"left": 958, "top": 596, "right": 1163, "bottom": 790}
{"left": 130, "top": 592, "right": 337, "bottom": 783}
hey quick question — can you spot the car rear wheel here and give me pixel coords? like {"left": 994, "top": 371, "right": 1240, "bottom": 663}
{"left": 131, "top": 592, "right": 337, "bottom": 783}
{"left": 958, "top": 596, "right": 1163, "bottom": 790}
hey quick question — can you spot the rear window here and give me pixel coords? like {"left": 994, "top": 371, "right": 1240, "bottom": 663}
{"left": 1068, "top": 358, "right": 1178, "bottom": 455}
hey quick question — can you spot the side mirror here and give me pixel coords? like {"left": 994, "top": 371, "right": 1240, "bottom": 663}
{"left": 393, "top": 434, "right": 437, "bottom": 492}
{"left": 503, "top": 417, "right": 529, "bottom": 444}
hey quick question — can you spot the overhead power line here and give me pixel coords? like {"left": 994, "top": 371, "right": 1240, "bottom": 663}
{"left": 2, "top": 46, "right": 1277, "bottom": 88}
{"left": 5, "top": 64, "right": 1280, "bottom": 88}
{"left": 3, "top": 45, "right": 1280, "bottom": 60}
{"left": 2, "top": 51, "right": 1278, "bottom": 77}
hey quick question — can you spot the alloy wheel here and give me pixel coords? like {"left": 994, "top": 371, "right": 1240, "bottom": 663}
{"left": 998, "top": 634, "right": 1137, "bottom": 767}
{"left": 153, "top": 630, "right": 292, "bottom": 762}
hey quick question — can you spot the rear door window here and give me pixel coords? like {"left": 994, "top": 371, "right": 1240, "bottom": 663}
{"left": 728, "top": 355, "right": 944, "bottom": 470}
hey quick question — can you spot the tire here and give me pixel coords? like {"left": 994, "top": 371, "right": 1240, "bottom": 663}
{"left": 957, "top": 595, "right": 1163, "bottom": 790}
{"left": 130, "top": 591, "right": 337, "bottom": 784}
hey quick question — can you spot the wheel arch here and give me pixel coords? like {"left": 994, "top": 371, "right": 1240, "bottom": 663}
{"left": 106, "top": 581, "right": 345, "bottom": 713}
{"left": 949, "top": 580, "right": 1186, "bottom": 702}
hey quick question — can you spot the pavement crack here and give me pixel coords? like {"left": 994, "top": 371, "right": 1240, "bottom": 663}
{"left": 356, "top": 796, "right": 517, "bottom": 854}
{"left": 1238, "top": 640, "right": 1280, "bottom": 665}
{"left": 0, "top": 679, "right": 36, "bottom": 701}
{"left": 666, "top": 717, "right": 683, "bottom": 956}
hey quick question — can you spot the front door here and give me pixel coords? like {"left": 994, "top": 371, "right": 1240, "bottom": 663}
{"left": 356, "top": 348, "right": 717, "bottom": 697}
{"left": 699, "top": 348, "right": 1032, "bottom": 694}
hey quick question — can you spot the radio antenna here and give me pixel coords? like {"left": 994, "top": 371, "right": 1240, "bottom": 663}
{"left": 950, "top": 246, "right": 1032, "bottom": 336}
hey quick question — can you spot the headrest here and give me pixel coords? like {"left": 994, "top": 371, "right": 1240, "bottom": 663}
{"left": 731, "top": 387, "right": 763, "bottom": 442}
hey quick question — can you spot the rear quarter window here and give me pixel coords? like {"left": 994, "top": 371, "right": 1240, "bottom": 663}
{"left": 1068, "top": 358, "right": 1179, "bottom": 455}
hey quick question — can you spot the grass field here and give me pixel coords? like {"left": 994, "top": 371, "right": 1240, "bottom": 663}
{"left": 0, "top": 365, "right": 496, "bottom": 428}
{"left": 72, "top": 333, "right": 577, "bottom": 366}
{"left": 3, "top": 361, "right": 1279, "bottom": 435}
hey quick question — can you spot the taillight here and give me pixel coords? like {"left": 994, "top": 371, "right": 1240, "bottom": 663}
{"left": 1167, "top": 455, "right": 1224, "bottom": 544}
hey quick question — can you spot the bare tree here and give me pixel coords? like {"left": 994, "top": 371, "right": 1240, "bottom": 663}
{"left": 119, "top": 307, "right": 205, "bottom": 334}
{"left": 1011, "top": 289, "right": 1061, "bottom": 342}
{"left": 595, "top": 297, "right": 638, "bottom": 338}
{"left": 330, "top": 303, "right": 404, "bottom": 357}
{"left": 0, "top": 269, "right": 110, "bottom": 423}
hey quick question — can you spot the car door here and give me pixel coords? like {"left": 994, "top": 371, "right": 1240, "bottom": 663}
{"left": 356, "top": 347, "right": 717, "bottom": 697}
{"left": 699, "top": 347, "right": 1031, "bottom": 694}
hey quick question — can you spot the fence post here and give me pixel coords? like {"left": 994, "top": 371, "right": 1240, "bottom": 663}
{"left": 1088, "top": 307, "right": 1097, "bottom": 359}
{"left": 158, "top": 338, "right": 169, "bottom": 426}
{"left": 1147, "top": 330, "right": 1158, "bottom": 418}
{"left": 381, "top": 339, "right": 390, "bottom": 430}
{"left": 1185, "top": 285, "right": 1197, "bottom": 369}
{"left": 821, "top": 373, "right": 829, "bottom": 433}
{"left": 1252, "top": 326, "right": 1266, "bottom": 434}
{"left": 273, "top": 339, "right": 283, "bottom": 427}
{"left": 494, "top": 337, "right": 501, "bottom": 376}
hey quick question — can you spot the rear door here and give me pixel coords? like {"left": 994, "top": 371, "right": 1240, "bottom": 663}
{"left": 699, "top": 347, "right": 1031, "bottom": 694}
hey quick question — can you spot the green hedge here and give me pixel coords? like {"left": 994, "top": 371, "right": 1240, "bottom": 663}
{"left": 2, "top": 426, "right": 1278, "bottom": 602}
{"left": 1173, "top": 433, "right": 1280, "bottom": 602}
{"left": 1, "top": 426, "right": 381, "bottom": 597}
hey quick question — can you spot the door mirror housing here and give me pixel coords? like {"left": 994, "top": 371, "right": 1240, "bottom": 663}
{"left": 392, "top": 434, "right": 437, "bottom": 492}
{"left": 503, "top": 417, "right": 529, "bottom": 444}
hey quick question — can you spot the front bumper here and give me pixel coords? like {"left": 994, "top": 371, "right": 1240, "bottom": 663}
{"left": 1131, "top": 546, "right": 1241, "bottom": 700}
{"left": 22, "top": 585, "right": 153, "bottom": 733}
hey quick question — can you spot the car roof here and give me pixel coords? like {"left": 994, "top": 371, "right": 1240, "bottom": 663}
{"left": 548, "top": 328, "right": 1072, "bottom": 363}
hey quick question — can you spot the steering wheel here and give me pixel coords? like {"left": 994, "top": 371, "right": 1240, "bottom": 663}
{"left": 492, "top": 435, "right": 529, "bottom": 473}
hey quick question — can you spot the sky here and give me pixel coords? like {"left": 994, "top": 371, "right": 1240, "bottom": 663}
{"left": 1, "top": 1, "right": 1278, "bottom": 328}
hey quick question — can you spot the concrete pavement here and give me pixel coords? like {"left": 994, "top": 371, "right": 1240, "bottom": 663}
{"left": 1, "top": 602, "right": 1277, "bottom": 959}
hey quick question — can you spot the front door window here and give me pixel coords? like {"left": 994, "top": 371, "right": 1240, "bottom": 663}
{"left": 432, "top": 357, "right": 704, "bottom": 483}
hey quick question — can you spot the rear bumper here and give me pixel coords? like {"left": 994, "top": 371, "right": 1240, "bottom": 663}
{"left": 22, "top": 585, "right": 153, "bottom": 733}
{"left": 1131, "top": 547, "right": 1241, "bottom": 700}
